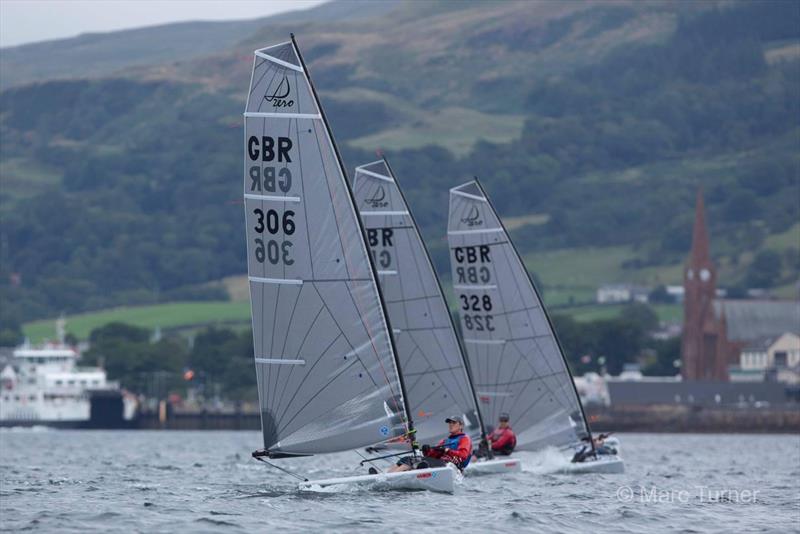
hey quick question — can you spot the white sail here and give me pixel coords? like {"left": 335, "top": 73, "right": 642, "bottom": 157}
{"left": 447, "top": 180, "right": 590, "bottom": 451}
{"left": 244, "top": 40, "right": 408, "bottom": 456}
{"left": 352, "top": 159, "right": 480, "bottom": 444}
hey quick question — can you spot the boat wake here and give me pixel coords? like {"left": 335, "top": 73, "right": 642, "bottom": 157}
{"left": 520, "top": 448, "right": 573, "bottom": 474}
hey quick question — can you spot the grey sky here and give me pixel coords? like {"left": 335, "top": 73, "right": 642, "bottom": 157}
{"left": 0, "top": 0, "right": 328, "bottom": 48}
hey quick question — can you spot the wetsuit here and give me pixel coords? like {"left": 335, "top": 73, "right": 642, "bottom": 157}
{"left": 488, "top": 426, "right": 517, "bottom": 455}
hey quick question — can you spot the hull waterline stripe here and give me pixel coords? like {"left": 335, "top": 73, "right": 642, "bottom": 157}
{"left": 253, "top": 51, "right": 304, "bottom": 72}
{"left": 464, "top": 339, "right": 506, "bottom": 345}
{"left": 356, "top": 168, "right": 394, "bottom": 182}
{"left": 244, "top": 194, "right": 301, "bottom": 203}
{"left": 361, "top": 211, "right": 409, "bottom": 217}
{"left": 249, "top": 276, "right": 303, "bottom": 285}
{"left": 448, "top": 228, "right": 504, "bottom": 236}
{"left": 256, "top": 358, "right": 306, "bottom": 365}
{"left": 245, "top": 112, "right": 321, "bottom": 119}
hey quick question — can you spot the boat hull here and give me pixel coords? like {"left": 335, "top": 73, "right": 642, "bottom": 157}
{"left": 464, "top": 457, "right": 522, "bottom": 476}
{"left": 560, "top": 455, "right": 625, "bottom": 474}
{"left": 299, "top": 465, "right": 459, "bottom": 494}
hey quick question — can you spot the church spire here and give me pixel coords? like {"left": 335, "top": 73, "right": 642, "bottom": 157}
{"left": 690, "top": 188, "right": 711, "bottom": 267}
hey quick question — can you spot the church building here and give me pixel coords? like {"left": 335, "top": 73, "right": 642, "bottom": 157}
{"left": 681, "top": 191, "right": 799, "bottom": 381}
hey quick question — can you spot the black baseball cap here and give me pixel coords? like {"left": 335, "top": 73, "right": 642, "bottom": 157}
{"left": 499, "top": 413, "right": 510, "bottom": 422}
{"left": 445, "top": 415, "right": 464, "bottom": 425}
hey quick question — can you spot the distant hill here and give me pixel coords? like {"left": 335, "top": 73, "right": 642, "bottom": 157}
{"left": 1, "top": 0, "right": 798, "bottom": 328}
{"left": 0, "top": 1, "right": 398, "bottom": 89}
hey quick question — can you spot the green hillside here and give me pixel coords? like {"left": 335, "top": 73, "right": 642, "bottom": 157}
{"left": 23, "top": 301, "right": 250, "bottom": 343}
{"left": 2, "top": 0, "right": 798, "bottom": 334}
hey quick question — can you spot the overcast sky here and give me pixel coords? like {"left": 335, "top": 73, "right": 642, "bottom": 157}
{"left": 0, "top": 0, "right": 328, "bottom": 48}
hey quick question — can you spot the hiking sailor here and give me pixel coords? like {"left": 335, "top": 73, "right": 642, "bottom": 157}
{"left": 388, "top": 415, "right": 473, "bottom": 472}
{"left": 478, "top": 412, "right": 517, "bottom": 457}
{"left": 571, "top": 433, "right": 617, "bottom": 463}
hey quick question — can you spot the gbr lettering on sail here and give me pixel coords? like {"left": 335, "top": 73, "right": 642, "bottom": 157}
{"left": 247, "top": 135, "right": 295, "bottom": 265}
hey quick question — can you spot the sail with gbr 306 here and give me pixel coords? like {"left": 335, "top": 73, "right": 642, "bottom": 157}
{"left": 244, "top": 36, "right": 458, "bottom": 492}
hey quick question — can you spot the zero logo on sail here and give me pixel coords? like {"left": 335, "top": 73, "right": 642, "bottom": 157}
{"left": 263, "top": 75, "right": 294, "bottom": 108}
{"left": 366, "top": 185, "right": 389, "bottom": 208}
{"left": 460, "top": 205, "right": 483, "bottom": 227}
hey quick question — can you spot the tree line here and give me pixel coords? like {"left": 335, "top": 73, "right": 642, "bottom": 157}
{"left": 73, "top": 302, "right": 677, "bottom": 402}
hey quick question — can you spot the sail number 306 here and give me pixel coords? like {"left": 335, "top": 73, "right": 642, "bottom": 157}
{"left": 253, "top": 208, "right": 294, "bottom": 265}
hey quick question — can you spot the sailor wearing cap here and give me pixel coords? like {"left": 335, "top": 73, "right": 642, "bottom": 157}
{"left": 486, "top": 412, "right": 517, "bottom": 456}
{"left": 387, "top": 415, "right": 473, "bottom": 473}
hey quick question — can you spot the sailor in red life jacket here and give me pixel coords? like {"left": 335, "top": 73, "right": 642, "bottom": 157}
{"left": 488, "top": 413, "right": 517, "bottom": 455}
{"left": 475, "top": 413, "right": 517, "bottom": 458}
{"left": 387, "top": 415, "right": 473, "bottom": 472}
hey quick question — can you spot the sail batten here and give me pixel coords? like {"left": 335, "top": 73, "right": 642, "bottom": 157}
{"left": 244, "top": 39, "right": 408, "bottom": 456}
{"left": 447, "top": 180, "right": 591, "bottom": 451}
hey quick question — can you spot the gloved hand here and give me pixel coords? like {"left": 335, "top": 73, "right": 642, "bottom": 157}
{"left": 421, "top": 444, "right": 430, "bottom": 454}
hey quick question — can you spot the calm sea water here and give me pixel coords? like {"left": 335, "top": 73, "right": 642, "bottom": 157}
{"left": 1, "top": 430, "right": 798, "bottom": 533}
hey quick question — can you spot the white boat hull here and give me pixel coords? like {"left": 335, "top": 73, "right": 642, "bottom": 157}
{"left": 560, "top": 455, "right": 625, "bottom": 474}
{"left": 299, "top": 465, "right": 459, "bottom": 494}
{"left": 464, "top": 457, "right": 522, "bottom": 476}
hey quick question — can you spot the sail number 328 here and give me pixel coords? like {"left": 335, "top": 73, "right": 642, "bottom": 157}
{"left": 253, "top": 208, "right": 294, "bottom": 265}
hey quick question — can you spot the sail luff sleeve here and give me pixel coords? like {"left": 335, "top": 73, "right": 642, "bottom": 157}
{"left": 243, "top": 40, "right": 407, "bottom": 455}
{"left": 446, "top": 181, "right": 590, "bottom": 451}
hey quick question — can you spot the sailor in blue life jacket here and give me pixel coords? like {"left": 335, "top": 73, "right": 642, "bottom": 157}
{"left": 386, "top": 416, "right": 473, "bottom": 473}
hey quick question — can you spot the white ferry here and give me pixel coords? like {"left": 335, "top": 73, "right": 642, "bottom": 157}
{"left": 0, "top": 324, "right": 137, "bottom": 427}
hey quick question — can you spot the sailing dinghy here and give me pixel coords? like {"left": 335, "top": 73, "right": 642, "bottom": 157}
{"left": 244, "top": 36, "right": 456, "bottom": 493}
{"left": 446, "top": 180, "right": 624, "bottom": 475}
{"left": 352, "top": 159, "right": 521, "bottom": 477}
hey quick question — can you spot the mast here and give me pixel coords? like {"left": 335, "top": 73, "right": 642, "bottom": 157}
{"left": 471, "top": 177, "right": 595, "bottom": 454}
{"left": 290, "top": 35, "right": 418, "bottom": 452}
{"left": 381, "top": 155, "right": 489, "bottom": 448}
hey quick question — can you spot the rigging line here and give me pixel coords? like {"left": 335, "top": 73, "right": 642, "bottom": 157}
{"left": 254, "top": 456, "right": 308, "bottom": 482}
{"left": 352, "top": 449, "right": 382, "bottom": 473}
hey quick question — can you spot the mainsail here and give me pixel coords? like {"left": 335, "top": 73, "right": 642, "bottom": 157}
{"left": 447, "top": 180, "right": 592, "bottom": 451}
{"left": 352, "top": 159, "right": 482, "bottom": 443}
{"left": 244, "top": 38, "right": 409, "bottom": 456}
